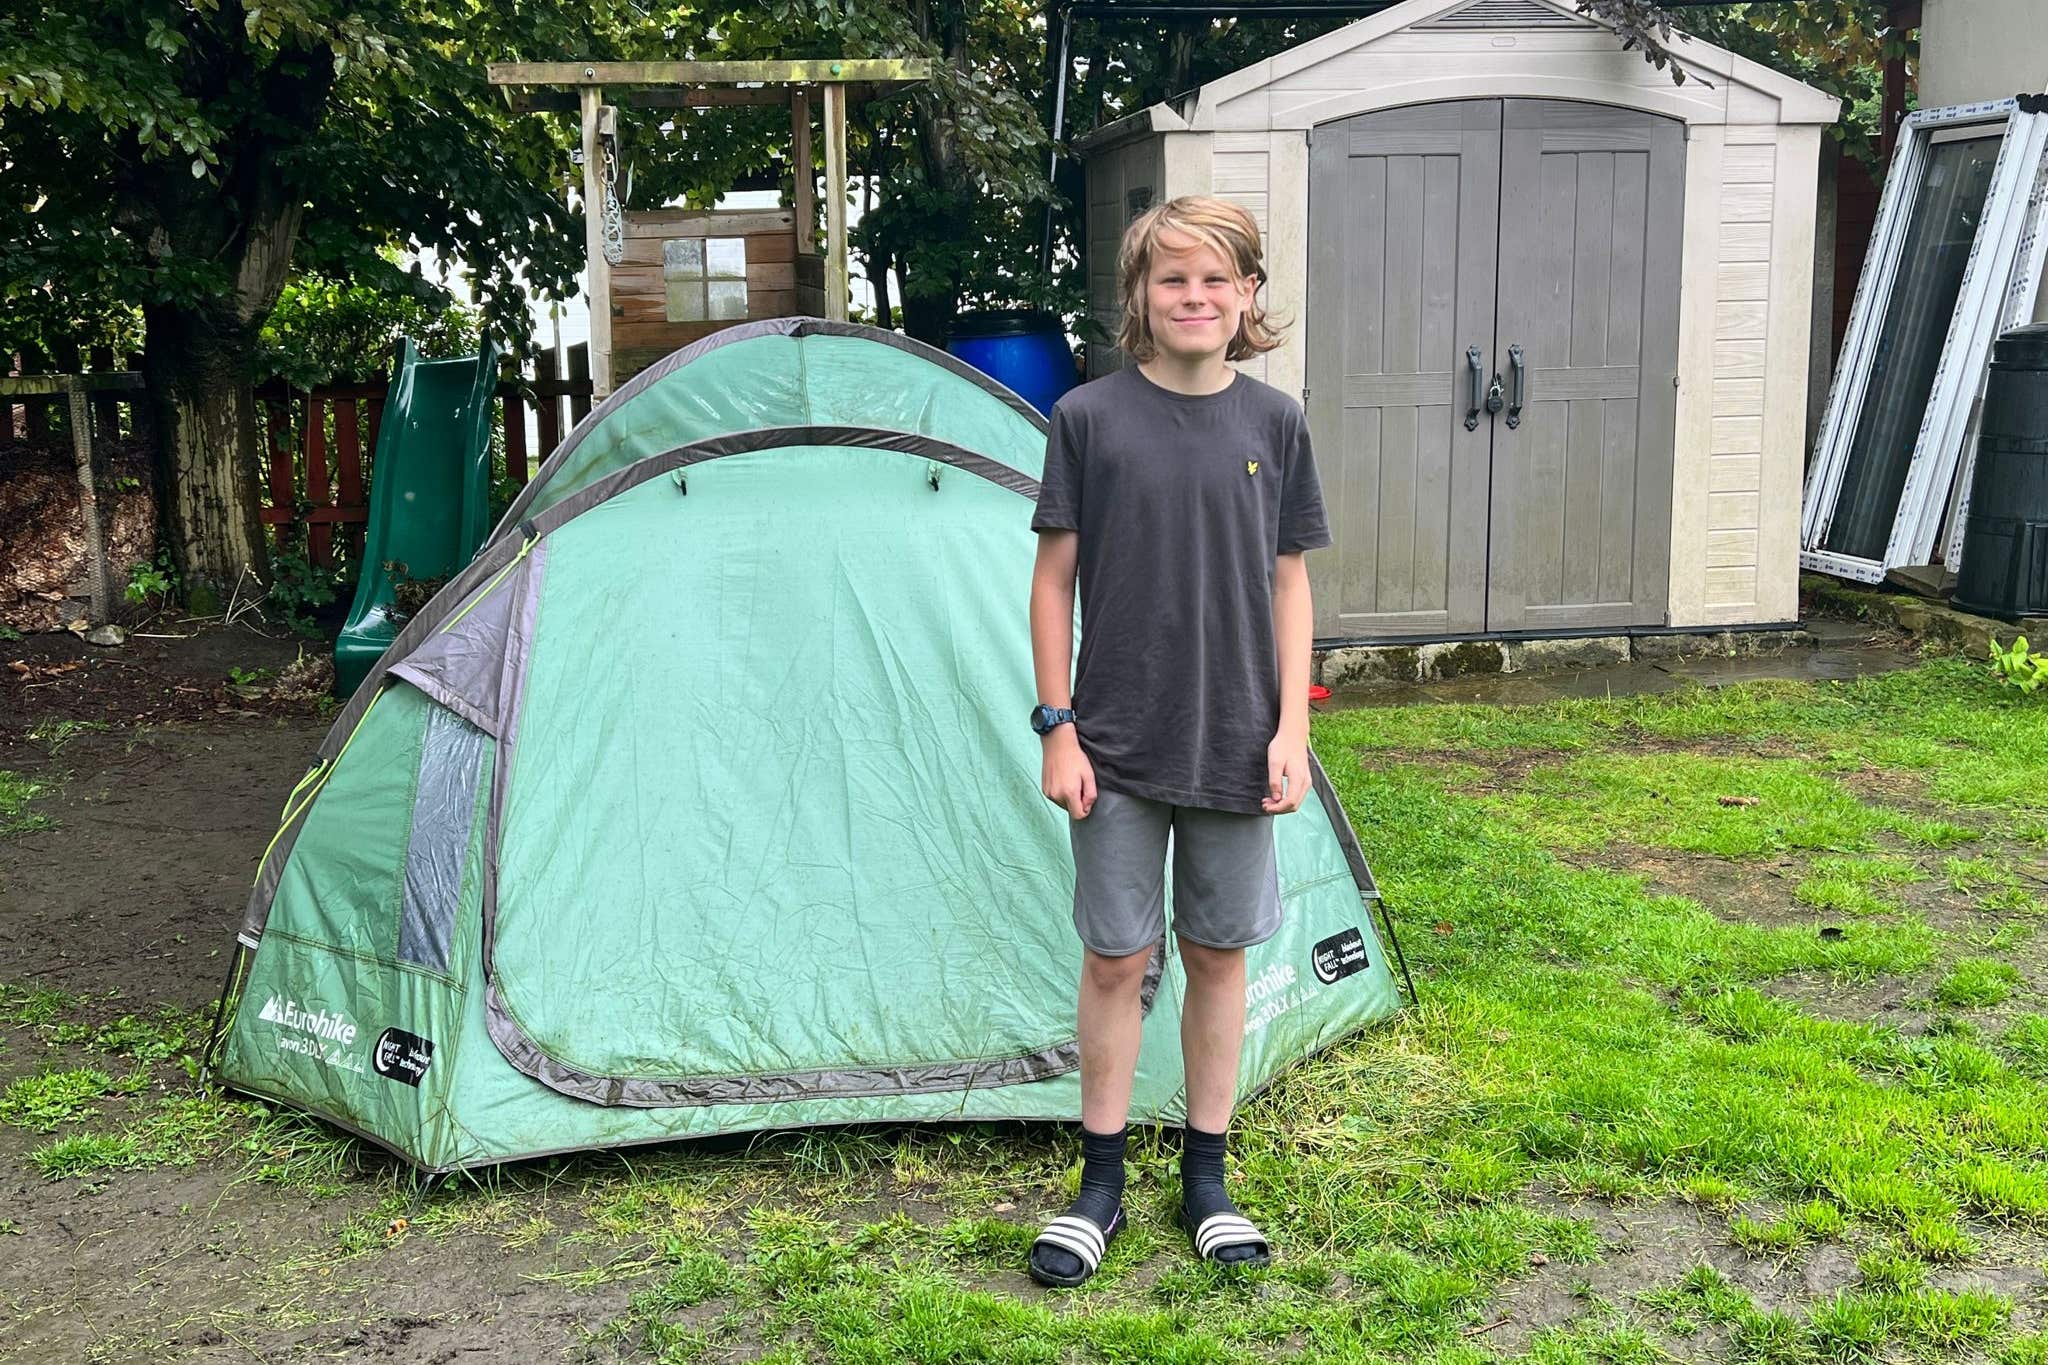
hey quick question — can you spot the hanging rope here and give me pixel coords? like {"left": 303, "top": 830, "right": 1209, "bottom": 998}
{"left": 600, "top": 131, "right": 625, "bottom": 267}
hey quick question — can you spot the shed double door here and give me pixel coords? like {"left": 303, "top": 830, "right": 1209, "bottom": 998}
{"left": 1306, "top": 99, "right": 1683, "bottom": 638}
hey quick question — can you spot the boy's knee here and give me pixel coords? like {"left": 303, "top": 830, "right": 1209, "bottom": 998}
{"left": 1082, "top": 944, "right": 1153, "bottom": 994}
{"left": 1176, "top": 938, "right": 1245, "bottom": 983}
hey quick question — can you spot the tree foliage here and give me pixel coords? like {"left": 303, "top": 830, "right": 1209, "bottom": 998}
{"left": 1682, "top": 1, "right": 1907, "bottom": 166}
{"left": 256, "top": 272, "right": 481, "bottom": 389}
{"left": 0, "top": 1, "right": 608, "bottom": 368}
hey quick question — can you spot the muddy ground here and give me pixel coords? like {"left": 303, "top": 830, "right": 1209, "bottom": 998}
{"left": 0, "top": 625, "right": 657, "bottom": 1361}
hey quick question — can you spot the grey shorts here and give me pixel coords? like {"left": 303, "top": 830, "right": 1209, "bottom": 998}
{"left": 1069, "top": 788, "right": 1281, "bottom": 957}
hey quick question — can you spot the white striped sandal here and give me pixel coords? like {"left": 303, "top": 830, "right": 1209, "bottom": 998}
{"left": 1027, "top": 1206, "right": 1124, "bottom": 1288}
{"left": 1182, "top": 1207, "right": 1272, "bottom": 1268}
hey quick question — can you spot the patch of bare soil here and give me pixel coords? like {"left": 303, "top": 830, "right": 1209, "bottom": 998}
{"left": 0, "top": 717, "right": 326, "bottom": 1002}
{"left": 1760, "top": 971, "right": 1933, "bottom": 1034}
{"left": 1484, "top": 1194, "right": 1830, "bottom": 1358}
{"left": 2, "top": 621, "right": 325, "bottom": 738}
{"left": 0, "top": 1155, "right": 636, "bottom": 1361}
{"left": 1492, "top": 1193, "right": 2048, "bottom": 1359}
{"left": 1569, "top": 819, "right": 2046, "bottom": 1035}
{"left": 1420, "top": 736, "right": 1718, "bottom": 795}
{"left": 1592, "top": 848, "right": 1812, "bottom": 928}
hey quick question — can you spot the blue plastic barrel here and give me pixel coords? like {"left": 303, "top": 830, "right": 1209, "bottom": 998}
{"left": 944, "top": 310, "right": 1079, "bottom": 417}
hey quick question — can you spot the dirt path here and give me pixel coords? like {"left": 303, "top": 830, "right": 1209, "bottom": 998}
{"left": 0, "top": 634, "right": 644, "bottom": 1360}
{"left": 0, "top": 721, "right": 321, "bottom": 1004}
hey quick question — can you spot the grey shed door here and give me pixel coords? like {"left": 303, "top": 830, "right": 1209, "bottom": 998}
{"left": 1305, "top": 98, "right": 1683, "bottom": 638}
{"left": 1486, "top": 100, "right": 1683, "bottom": 631}
{"left": 1306, "top": 101, "right": 1502, "bottom": 638}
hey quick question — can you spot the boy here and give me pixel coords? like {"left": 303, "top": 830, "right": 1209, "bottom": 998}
{"left": 1025, "top": 195, "right": 1328, "bottom": 1287}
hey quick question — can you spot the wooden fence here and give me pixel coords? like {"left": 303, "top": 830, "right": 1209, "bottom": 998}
{"left": 6, "top": 357, "right": 595, "bottom": 570}
{"left": 255, "top": 370, "right": 594, "bottom": 567}
{"left": 4, "top": 349, "right": 147, "bottom": 441}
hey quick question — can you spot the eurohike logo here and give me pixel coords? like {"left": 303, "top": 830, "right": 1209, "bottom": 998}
{"left": 255, "top": 995, "right": 364, "bottom": 1073}
{"left": 1243, "top": 961, "right": 1304, "bottom": 1036}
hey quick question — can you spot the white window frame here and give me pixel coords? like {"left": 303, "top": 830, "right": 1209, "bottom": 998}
{"left": 1801, "top": 99, "right": 2048, "bottom": 583}
{"left": 1944, "top": 98, "right": 2048, "bottom": 572}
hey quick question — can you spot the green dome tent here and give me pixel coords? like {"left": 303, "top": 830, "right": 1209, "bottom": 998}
{"left": 211, "top": 319, "right": 1410, "bottom": 1173}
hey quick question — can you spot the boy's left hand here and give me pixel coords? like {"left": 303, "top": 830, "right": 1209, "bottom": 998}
{"left": 1264, "top": 729, "right": 1310, "bottom": 815}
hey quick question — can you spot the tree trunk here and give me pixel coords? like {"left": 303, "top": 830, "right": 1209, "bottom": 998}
{"left": 142, "top": 311, "right": 268, "bottom": 604}
{"left": 117, "top": 37, "right": 332, "bottom": 603}
{"left": 1159, "top": 19, "right": 1199, "bottom": 109}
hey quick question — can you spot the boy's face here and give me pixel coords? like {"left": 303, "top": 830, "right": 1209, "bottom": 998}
{"left": 1144, "top": 231, "right": 1252, "bottom": 364}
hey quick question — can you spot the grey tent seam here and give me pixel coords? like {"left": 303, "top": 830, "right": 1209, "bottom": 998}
{"left": 484, "top": 981, "right": 1080, "bottom": 1108}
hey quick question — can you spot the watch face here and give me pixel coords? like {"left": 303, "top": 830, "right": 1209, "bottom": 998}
{"left": 1030, "top": 705, "right": 1053, "bottom": 734}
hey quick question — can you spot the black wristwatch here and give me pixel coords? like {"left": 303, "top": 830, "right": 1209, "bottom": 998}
{"left": 1030, "top": 704, "right": 1076, "bottom": 736}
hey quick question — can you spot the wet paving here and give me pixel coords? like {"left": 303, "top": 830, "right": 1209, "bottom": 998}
{"left": 1320, "top": 620, "right": 1920, "bottom": 711}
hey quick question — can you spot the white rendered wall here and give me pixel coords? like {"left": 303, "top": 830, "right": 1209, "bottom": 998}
{"left": 1919, "top": 0, "right": 2048, "bottom": 110}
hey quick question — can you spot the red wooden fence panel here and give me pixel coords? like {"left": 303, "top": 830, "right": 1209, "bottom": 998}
{"left": 303, "top": 395, "right": 333, "bottom": 566}
{"left": 255, "top": 369, "right": 590, "bottom": 562}
{"left": 333, "top": 396, "right": 366, "bottom": 565}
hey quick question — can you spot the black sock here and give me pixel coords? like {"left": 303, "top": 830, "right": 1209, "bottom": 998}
{"left": 1182, "top": 1125, "right": 1262, "bottom": 1262}
{"left": 1032, "top": 1124, "right": 1126, "bottom": 1278}
{"left": 1181, "top": 1124, "right": 1231, "bottom": 1220}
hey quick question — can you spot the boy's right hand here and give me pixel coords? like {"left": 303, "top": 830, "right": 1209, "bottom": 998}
{"left": 1040, "top": 729, "right": 1097, "bottom": 819}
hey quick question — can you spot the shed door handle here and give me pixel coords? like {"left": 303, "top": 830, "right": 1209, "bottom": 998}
{"left": 1465, "top": 345, "right": 1484, "bottom": 430}
{"left": 1506, "top": 345, "right": 1525, "bottom": 429}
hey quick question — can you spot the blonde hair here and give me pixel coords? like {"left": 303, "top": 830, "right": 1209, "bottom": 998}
{"left": 1116, "top": 195, "right": 1285, "bottom": 363}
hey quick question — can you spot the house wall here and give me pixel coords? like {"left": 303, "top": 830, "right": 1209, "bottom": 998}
{"left": 1134, "top": 9, "right": 1833, "bottom": 630}
{"left": 1918, "top": 1, "right": 2048, "bottom": 325}
{"left": 1919, "top": 0, "right": 2048, "bottom": 109}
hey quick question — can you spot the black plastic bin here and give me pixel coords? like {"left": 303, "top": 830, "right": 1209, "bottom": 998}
{"left": 1952, "top": 322, "right": 2048, "bottom": 620}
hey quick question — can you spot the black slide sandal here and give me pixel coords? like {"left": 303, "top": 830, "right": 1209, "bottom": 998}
{"left": 1028, "top": 1206, "right": 1124, "bottom": 1288}
{"left": 1181, "top": 1206, "right": 1271, "bottom": 1268}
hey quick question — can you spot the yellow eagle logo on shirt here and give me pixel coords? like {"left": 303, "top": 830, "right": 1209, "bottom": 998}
{"left": 1246, "top": 460, "right": 1260, "bottom": 477}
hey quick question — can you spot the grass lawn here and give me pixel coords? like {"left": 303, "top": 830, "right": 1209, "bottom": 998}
{"left": 3, "top": 657, "right": 2046, "bottom": 1361}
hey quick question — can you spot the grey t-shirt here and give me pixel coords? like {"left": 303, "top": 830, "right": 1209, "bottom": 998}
{"left": 1031, "top": 364, "right": 1331, "bottom": 814}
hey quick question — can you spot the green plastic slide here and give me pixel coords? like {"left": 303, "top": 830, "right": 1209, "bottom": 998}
{"left": 333, "top": 338, "right": 501, "bottom": 698}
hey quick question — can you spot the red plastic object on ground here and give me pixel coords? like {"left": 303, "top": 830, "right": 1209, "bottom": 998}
{"left": 1308, "top": 684, "right": 1332, "bottom": 703}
